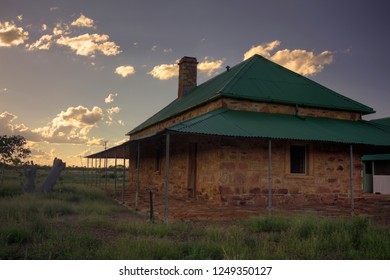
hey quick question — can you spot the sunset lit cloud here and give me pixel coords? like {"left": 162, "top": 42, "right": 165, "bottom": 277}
{"left": 0, "top": 21, "right": 29, "bottom": 47}
{"left": 149, "top": 57, "right": 224, "bottom": 80}
{"left": 106, "top": 106, "right": 120, "bottom": 125}
{"left": 71, "top": 14, "right": 95, "bottom": 28}
{"left": 0, "top": 111, "right": 41, "bottom": 141}
{"left": 148, "top": 63, "right": 178, "bottom": 80}
{"left": 56, "top": 33, "right": 121, "bottom": 57}
{"left": 26, "top": 34, "right": 53, "bottom": 50}
{"left": 115, "top": 65, "right": 136, "bottom": 77}
{"left": 198, "top": 57, "right": 224, "bottom": 76}
{"left": 243, "top": 40, "right": 334, "bottom": 76}
{"left": 30, "top": 106, "right": 104, "bottom": 145}
{"left": 53, "top": 22, "right": 71, "bottom": 36}
{"left": 104, "top": 93, "right": 118, "bottom": 104}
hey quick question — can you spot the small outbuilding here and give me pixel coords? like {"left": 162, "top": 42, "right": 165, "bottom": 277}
{"left": 362, "top": 154, "right": 390, "bottom": 194}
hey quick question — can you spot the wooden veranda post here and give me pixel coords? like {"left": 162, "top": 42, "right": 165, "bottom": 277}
{"left": 268, "top": 139, "right": 273, "bottom": 214}
{"left": 86, "top": 158, "right": 89, "bottom": 186}
{"left": 105, "top": 154, "right": 108, "bottom": 187}
{"left": 136, "top": 142, "right": 140, "bottom": 211}
{"left": 114, "top": 151, "right": 117, "bottom": 199}
{"left": 164, "top": 133, "right": 170, "bottom": 224}
{"left": 95, "top": 158, "right": 98, "bottom": 187}
{"left": 122, "top": 146, "right": 126, "bottom": 204}
{"left": 350, "top": 144, "right": 354, "bottom": 215}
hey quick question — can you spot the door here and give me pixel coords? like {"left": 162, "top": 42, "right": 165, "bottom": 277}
{"left": 188, "top": 143, "right": 197, "bottom": 198}
{"left": 363, "top": 161, "right": 373, "bottom": 193}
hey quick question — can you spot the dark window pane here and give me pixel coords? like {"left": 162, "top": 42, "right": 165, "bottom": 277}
{"left": 290, "top": 145, "right": 306, "bottom": 174}
{"left": 374, "top": 161, "right": 390, "bottom": 175}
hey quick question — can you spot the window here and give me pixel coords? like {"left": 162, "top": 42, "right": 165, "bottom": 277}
{"left": 290, "top": 145, "right": 307, "bottom": 174}
{"left": 374, "top": 161, "right": 390, "bottom": 175}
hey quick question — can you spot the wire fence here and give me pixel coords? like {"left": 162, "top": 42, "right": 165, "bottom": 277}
{"left": 0, "top": 165, "right": 128, "bottom": 197}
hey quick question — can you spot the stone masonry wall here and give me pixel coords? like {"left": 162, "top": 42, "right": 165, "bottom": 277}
{"left": 127, "top": 135, "right": 363, "bottom": 209}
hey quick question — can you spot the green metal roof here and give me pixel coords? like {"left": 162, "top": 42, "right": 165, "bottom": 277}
{"left": 362, "top": 154, "right": 390, "bottom": 161}
{"left": 370, "top": 117, "right": 390, "bottom": 132}
{"left": 167, "top": 108, "right": 390, "bottom": 146}
{"left": 128, "top": 54, "right": 375, "bottom": 136}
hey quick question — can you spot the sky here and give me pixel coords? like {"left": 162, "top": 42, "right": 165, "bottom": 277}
{"left": 1, "top": 0, "right": 390, "bottom": 166}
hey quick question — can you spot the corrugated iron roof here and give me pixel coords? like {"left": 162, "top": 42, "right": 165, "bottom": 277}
{"left": 362, "top": 154, "right": 390, "bottom": 161}
{"left": 370, "top": 117, "right": 390, "bottom": 132}
{"left": 128, "top": 54, "right": 375, "bottom": 136}
{"left": 87, "top": 109, "right": 390, "bottom": 159}
{"left": 167, "top": 108, "right": 390, "bottom": 146}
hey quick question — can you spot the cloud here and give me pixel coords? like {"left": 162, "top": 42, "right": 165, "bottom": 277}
{"left": 26, "top": 34, "right": 53, "bottom": 50}
{"left": 148, "top": 63, "right": 178, "bottom": 80}
{"left": 0, "top": 87, "right": 7, "bottom": 93}
{"left": 105, "top": 93, "right": 118, "bottom": 104}
{"left": 17, "top": 15, "right": 23, "bottom": 22}
{"left": 106, "top": 106, "right": 120, "bottom": 125}
{"left": 41, "top": 24, "right": 48, "bottom": 31}
{"left": 271, "top": 49, "right": 334, "bottom": 76}
{"left": 33, "top": 105, "right": 104, "bottom": 144}
{"left": 0, "top": 111, "right": 41, "bottom": 141}
{"left": 243, "top": 41, "right": 281, "bottom": 60}
{"left": 71, "top": 14, "right": 95, "bottom": 28}
{"left": 56, "top": 33, "right": 121, "bottom": 57}
{"left": 148, "top": 57, "right": 224, "bottom": 80}
{"left": 151, "top": 45, "right": 157, "bottom": 52}
{"left": 0, "top": 111, "right": 17, "bottom": 135}
{"left": 243, "top": 40, "right": 334, "bottom": 76}
{"left": 53, "top": 22, "right": 70, "bottom": 36}
{"left": 163, "top": 48, "right": 172, "bottom": 53}
{"left": 114, "top": 138, "right": 127, "bottom": 145}
{"left": 0, "top": 21, "right": 29, "bottom": 47}
{"left": 198, "top": 57, "right": 224, "bottom": 76}
{"left": 115, "top": 65, "right": 135, "bottom": 77}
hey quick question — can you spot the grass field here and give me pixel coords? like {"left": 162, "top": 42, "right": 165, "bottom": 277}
{"left": 1, "top": 167, "right": 390, "bottom": 259}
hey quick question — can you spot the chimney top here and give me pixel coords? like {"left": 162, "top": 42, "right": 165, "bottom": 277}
{"left": 178, "top": 56, "right": 198, "bottom": 99}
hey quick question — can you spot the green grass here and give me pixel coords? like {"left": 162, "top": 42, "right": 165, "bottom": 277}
{"left": 1, "top": 168, "right": 390, "bottom": 259}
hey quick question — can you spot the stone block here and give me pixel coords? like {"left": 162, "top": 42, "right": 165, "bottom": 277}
{"left": 275, "top": 188, "right": 288, "bottom": 194}
{"left": 233, "top": 172, "right": 246, "bottom": 184}
{"left": 220, "top": 162, "right": 235, "bottom": 170}
{"left": 317, "top": 186, "right": 331, "bottom": 193}
{"left": 321, "top": 194, "right": 337, "bottom": 204}
{"left": 249, "top": 187, "right": 261, "bottom": 194}
{"left": 290, "top": 194, "right": 306, "bottom": 205}
{"left": 219, "top": 186, "right": 232, "bottom": 201}
{"left": 254, "top": 195, "right": 267, "bottom": 207}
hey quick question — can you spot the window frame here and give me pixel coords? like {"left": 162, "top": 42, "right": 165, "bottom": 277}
{"left": 285, "top": 143, "right": 313, "bottom": 177}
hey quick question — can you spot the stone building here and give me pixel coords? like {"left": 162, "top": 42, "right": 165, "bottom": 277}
{"left": 87, "top": 55, "right": 390, "bottom": 219}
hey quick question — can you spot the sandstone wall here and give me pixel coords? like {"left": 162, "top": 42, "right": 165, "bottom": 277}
{"left": 127, "top": 135, "right": 363, "bottom": 208}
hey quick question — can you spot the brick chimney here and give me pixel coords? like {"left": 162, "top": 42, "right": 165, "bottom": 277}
{"left": 178, "top": 56, "right": 198, "bottom": 99}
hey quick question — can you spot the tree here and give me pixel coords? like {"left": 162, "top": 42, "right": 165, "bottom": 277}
{"left": 0, "top": 135, "right": 31, "bottom": 185}
{"left": 0, "top": 135, "right": 31, "bottom": 166}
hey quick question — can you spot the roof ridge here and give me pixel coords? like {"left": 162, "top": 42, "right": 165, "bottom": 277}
{"left": 260, "top": 55, "right": 375, "bottom": 113}
{"left": 218, "top": 55, "right": 258, "bottom": 94}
